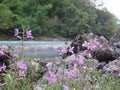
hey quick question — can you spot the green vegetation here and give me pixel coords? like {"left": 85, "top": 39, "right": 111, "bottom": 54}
{"left": 0, "top": 0, "right": 118, "bottom": 39}
{"left": 1, "top": 33, "right": 120, "bottom": 90}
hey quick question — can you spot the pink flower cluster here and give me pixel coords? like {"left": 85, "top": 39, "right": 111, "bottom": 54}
{"left": 82, "top": 38, "right": 100, "bottom": 51}
{"left": 45, "top": 39, "right": 100, "bottom": 88}
{"left": 17, "top": 60, "right": 27, "bottom": 76}
{"left": 64, "top": 70, "right": 77, "bottom": 78}
{"left": 0, "top": 51, "right": 5, "bottom": 56}
{"left": 77, "top": 55, "right": 84, "bottom": 66}
{"left": 45, "top": 71, "right": 57, "bottom": 85}
{"left": 45, "top": 53, "right": 86, "bottom": 86}
{"left": 12, "top": 54, "right": 18, "bottom": 58}
{"left": 0, "top": 63, "right": 6, "bottom": 72}
{"left": 14, "top": 28, "right": 33, "bottom": 39}
{"left": 64, "top": 85, "right": 69, "bottom": 90}
{"left": 26, "top": 30, "right": 33, "bottom": 39}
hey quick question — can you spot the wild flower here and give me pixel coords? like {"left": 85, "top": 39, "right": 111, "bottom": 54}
{"left": 14, "top": 28, "right": 21, "bottom": 39}
{"left": 17, "top": 60, "right": 27, "bottom": 76}
{"left": 111, "top": 65, "right": 118, "bottom": 71}
{"left": 83, "top": 65, "right": 87, "bottom": 70}
{"left": 26, "top": 30, "right": 33, "bottom": 39}
{"left": 105, "top": 67, "right": 111, "bottom": 72}
{"left": 68, "top": 70, "right": 77, "bottom": 78}
{"left": 117, "top": 72, "right": 120, "bottom": 77}
{"left": 31, "top": 61, "right": 39, "bottom": 72}
{"left": 12, "top": 54, "right": 18, "bottom": 58}
{"left": 93, "top": 38, "right": 100, "bottom": 47}
{"left": 64, "top": 85, "right": 69, "bottom": 90}
{"left": 82, "top": 41, "right": 90, "bottom": 48}
{"left": 73, "top": 64, "right": 77, "bottom": 70}
{"left": 19, "top": 70, "right": 26, "bottom": 77}
{"left": 64, "top": 69, "right": 77, "bottom": 78}
{"left": 57, "top": 47, "right": 67, "bottom": 53}
{"left": 0, "top": 63, "right": 6, "bottom": 72}
{"left": 82, "top": 38, "right": 99, "bottom": 51}
{"left": 45, "top": 71, "right": 57, "bottom": 85}
{"left": 0, "top": 51, "right": 4, "bottom": 56}
{"left": 67, "top": 55, "right": 75, "bottom": 64}
{"left": 68, "top": 46, "right": 74, "bottom": 53}
{"left": 17, "top": 60, "right": 27, "bottom": 71}
{"left": 77, "top": 55, "right": 84, "bottom": 65}
{"left": 14, "top": 28, "right": 19, "bottom": 37}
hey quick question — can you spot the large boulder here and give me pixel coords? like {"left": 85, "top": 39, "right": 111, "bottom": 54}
{"left": 110, "top": 29, "right": 120, "bottom": 46}
{"left": 103, "top": 57, "right": 120, "bottom": 72}
{"left": 0, "top": 52, "right": 10, "bottom": 67}
{"left": 63, "top": 33, "right": 117, "bottom": 63}
{"left": 110, "top": 29, "right": 120, "bottom": 56}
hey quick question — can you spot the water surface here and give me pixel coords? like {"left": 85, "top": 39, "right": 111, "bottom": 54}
{"left": 0, "top": 41, "right": 71, "bottom": 58}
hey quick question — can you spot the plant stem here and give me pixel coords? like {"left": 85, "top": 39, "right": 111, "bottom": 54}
{"left": 82, "top": 68, "right": 87, "bottom": 90}
{"left": 113, "top": 74, "right": 118, "bottom": 90}
{"left": 21, "top": 31, "right": 24, "bottom": 55}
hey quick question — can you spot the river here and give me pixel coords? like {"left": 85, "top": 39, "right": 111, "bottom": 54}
{"left": 0, "top": 41, "right": 71, "bottom": 59}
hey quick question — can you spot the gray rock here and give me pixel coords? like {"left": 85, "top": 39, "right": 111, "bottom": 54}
{"left": 103, "top": 57, "right": 120, "bottom": 72}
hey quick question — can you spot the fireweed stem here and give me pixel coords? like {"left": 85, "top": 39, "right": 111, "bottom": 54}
{"left": 113, "top": 74, "right": 118, "bottom": 90}
{"left": 21, "top": 30, "right": 25, "bottom": 55}
{"left": 81, "top": 68, "right": 88, "bottom": 90}
{"left": 31, "top": 70, "right": 35, "bottom": 90}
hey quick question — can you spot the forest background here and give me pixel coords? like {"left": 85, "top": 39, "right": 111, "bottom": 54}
{"left": 0, "top": 0, "right": 119, "bottom": 40}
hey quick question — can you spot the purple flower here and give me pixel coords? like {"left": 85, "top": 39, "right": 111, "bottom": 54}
{"left": 64, "top": 69, "right": 77, "bottom": 78}
{"left": 0, "top": 63, "right": 6, "bottom": 72}
{"left": 64, "top": 85, "right": 69, "bottom": 90}
{"left": 105, "top": 67, "right": 111, "bottom": 72}
{"left": 56, "top": 47, "right": 67, "bottom": 53}
{"left": 77, "top": 55, "right": 84, "bottom": 65}
{"left": 67, "top": 55, "right": 75, "bottom": 64}
{"left": 69, "top": 70, "right": 77, "bottom": 78}
{"left": 45, "top": 71, "right": 57, "bottom": 85}
{"left": 82, "top": 41, "right": 90, "bottom": 48}
{"left": 93, "top": 38, "right": 99, "bottom": 46}
{"left": 17, "top": 60, "right": 27, "bottom": 71}
{"left": 26, "top": 30, "right": 33, "bottom": 39}
{"left": 68, "top": 46, "right": 74, "bottom": 53}
{"left": 73, "top": 64, "right": 77, "bottom": 70}
{"left": 117, "top": 72, "right": 120, "bottom": 77}
{"left": 14, "top": 28, "right": 19, "bottom": 36}
{"left": 19, "top": 70, "right": 26, "bottom": 76}
{"left": 12, "top": 54, "right": 18, "bottom": 58}
{"left": 111, "top": 65, "right": 118, "bottom": 71}
{"left": 0, "top": 51, "right": 4, "bottom": 56}
{"left": 82, "top": 39, "right": 100, "bottom": 51}
{"left": 83, "top": 65, "right": 87, "bottom": 70}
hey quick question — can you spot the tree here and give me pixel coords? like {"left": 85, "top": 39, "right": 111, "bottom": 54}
{"left": 0, "top": 0, "right": 118, "bottom": 39}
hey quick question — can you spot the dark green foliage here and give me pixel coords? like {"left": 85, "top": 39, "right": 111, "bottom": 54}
{"left": 0, "top": 0, "right": 118, "bottom": 39}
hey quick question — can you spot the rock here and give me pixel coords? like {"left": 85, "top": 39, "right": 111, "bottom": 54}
{"left": 63, "top": 33, "right": 117, "bottom": 63}
{"left": 110, "top": 29, "right": 120, "bottom": 46}
{"left": 46, "top": 62, "right": 53, "bottom": 71}
{"left": 103, "top": 57, "right": 120, "bottom": 72}
{"left": 92, "top": 50, "right": 116, "bottom": 63}
{"left": 109, "top": 29, "right": 120, "bottom": 56}
{"left": 115, "top": 48, "right": 120, "bottom": 56}
{"left": 0, "top": 52, "right": 11, "bottom": 71}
